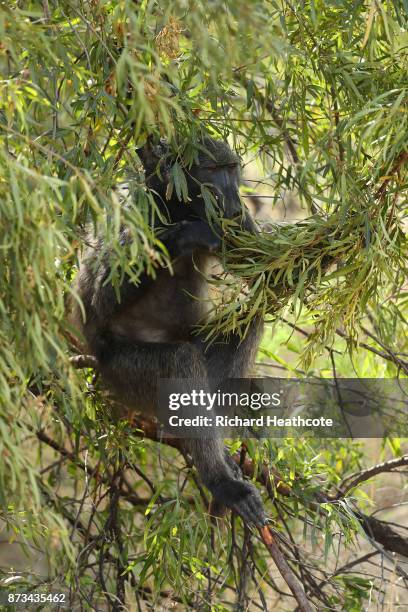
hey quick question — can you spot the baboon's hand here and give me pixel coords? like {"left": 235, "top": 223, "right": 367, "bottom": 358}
{"left": 210, "top": 476, "right": 267, "bottom": 526}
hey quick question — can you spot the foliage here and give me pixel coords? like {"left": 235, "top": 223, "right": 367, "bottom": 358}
{"left": 0, "top": 1, "right": 407, "bottom": 610}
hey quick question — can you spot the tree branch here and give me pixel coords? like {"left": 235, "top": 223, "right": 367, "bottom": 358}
{"left": 337, "top": 455, "right": 408, "bottom": 497}
{"left": 259, "top": 526, "right": 313, "bottom": 612}
{"left": 374, "top": 150, "right": 408, "bottom": 200}
{"left": 69, "top": 354, "right": 408, "bottom": 559}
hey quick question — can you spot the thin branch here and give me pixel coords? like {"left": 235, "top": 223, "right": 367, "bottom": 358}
{"left": 258, "top": 526, "right": 313, "bottom": 612}
{"left": 335, "top": 328, "right": 408, "bottom": 374}
{"left": 36, "top": 428, "right": 149, "bottom": 507}
{"left": 337, "top": 455, "right": 408, "bottom": 497}
{"left": 42, "top": 0, "right": 50, "bottom": 21}
{"left": 234, "top": 75, "right": 300, "bottom": 167}
{"left": 374, "top": 150, "right": 408, "bottom": 200}
{"left": 360, "top": 326, "right": 408, "bottom": 375}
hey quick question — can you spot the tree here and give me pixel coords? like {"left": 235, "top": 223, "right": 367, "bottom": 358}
{"left": 0, "top": 1, "right": 407, "bottom": 609}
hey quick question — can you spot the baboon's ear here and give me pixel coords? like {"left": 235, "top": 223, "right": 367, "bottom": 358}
{"left": 136, "top": 137, "right": 170, "bottom": 175}
{"left": 136, "top": 135, "right": 158, "bottom": 171}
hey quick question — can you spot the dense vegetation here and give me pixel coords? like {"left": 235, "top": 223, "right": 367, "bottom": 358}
{"left": 0, "top": 1, "right": 407, "bottom": 609}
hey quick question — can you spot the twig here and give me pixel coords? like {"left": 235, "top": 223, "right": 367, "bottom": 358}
{"left": 258, "top": 526, "right": 313, "bottom": 612}
{"left": 303, "top": 551, "right": 380, "bottom": 609}
{"left": 113, "top": 131, "right": 134, "bottom": 171}
{"left": 274, "top": 501, "right": 332, "bottom": 607}
{"left": 335, "top": 328, "right": 408, "bottom": 374}
{"left": 235, "top": 76, "right": 300, "bottom": 167}
{"left": 36, "top": 428, "right": 149, "bottom": 506}
{"left": 361, "top": 326, "right": 408, "bottom": 375}
{"left": 374, "top": 150, "right": 408, "bottom": 200}
{"left": 236, "top": 525, "right": 251, "bottom": 610}
{"left": 42, "top": 0, "right": 50, "bottom": 21}
{"left": 337, "top": 454, "right": 408, "bottom": 497}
